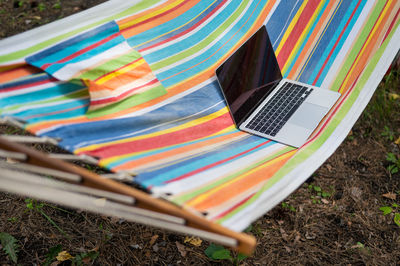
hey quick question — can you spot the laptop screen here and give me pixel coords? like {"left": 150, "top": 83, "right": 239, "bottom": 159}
{"left": 216, "top": 25, "right": 282, "bottom": 125}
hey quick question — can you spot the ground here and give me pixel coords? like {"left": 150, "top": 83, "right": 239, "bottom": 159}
{"left": 0, "top": 1, "right": 400, "bottom": 265}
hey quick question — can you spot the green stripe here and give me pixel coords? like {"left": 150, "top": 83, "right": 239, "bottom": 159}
{"left": 0, "top": 0, "right": 160, "bottom": 63}
{"left": 150, "top": 0, "right": 250, "bottom": 70}
{"left": 78, "top": 49, "right": 142, "bottom": 80}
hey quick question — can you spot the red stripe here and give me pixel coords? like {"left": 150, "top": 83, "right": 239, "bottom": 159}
{"left": 82, "top": 112, "right": 233, "bottom": 158}
{"left": 211, "top": 193, "right": 255, "bottom": 221}
{"left": 139, "top": 0, "right": 227, "bottom": 53}
{"left": 94, "top": 57, "right": 143, "bottom": 82}
{"left": 0, "top": 78, "right": 56, "bottom": 93}
{"left": 277, "top": 0, "right": 320, "bottom": 67}
{"left": 121, "top": 0, "right": 191, "bottom": 33}
{"left": 381, "top": 6, "right": 400, "bottom": 44}
{"left": 90, "top": 79, "right": 159, "bottom": 105}
{"left": 41, "top": 32, "right": 121, "bottom": 70}
{"left": 312, "top": 0, "right": 362, "bottom": 85}
{"left": 164, "top": 140, "right": 271, "bottom": 184}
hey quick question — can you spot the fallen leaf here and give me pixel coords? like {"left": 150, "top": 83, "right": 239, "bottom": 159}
{"left": 184, "top": 236, "right": 202, "bottom": 247}
{"left": 280, "top": 228, "right": 288, "bottom": 241}
{"left": 389, "top": 92, "right": 400, "bottom": 100}
{"left": 175, "top": 241, "right": 187, "bottom": 257}
{"left": 382, "top": 192, "right": 396, "bottom": 200}
{"left": 321, "top": 198, "right": 329, "bottom": 204}
{"left": 149, "top": 235, "right": 159, "bottom": 246}
{"left": 56, "top": 251, "right": 74, "bottom": 262}
{"left": 395, "top": 136, "right": 400, "bottom": 145}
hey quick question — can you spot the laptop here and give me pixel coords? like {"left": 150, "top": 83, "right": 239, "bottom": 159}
{"left": 216, "top": 25, "right": 341, "bottom": 148}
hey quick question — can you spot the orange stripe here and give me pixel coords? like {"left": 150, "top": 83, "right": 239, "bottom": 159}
{"left": 287, "top": 0, "right": 337, "bottom": 79}
{"left": 92, "top": 63, "right": 152, "bottom": 91}
{"left": 112, "top": 131, "right": 244, "bottom": 171}
{"left": 119, "top": 0, "right": 201, "bottom": 38}
{"left": 186, "top": 150, "right": 295, "bottom": 211}
{"left": 0, "top": 64, "right": 41, "bottom": 83}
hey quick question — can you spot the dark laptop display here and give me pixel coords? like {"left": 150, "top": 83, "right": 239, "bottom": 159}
{"left": 216, "top": 26, "right": 282, "bottom": 125}
{"left": 215, "top": 25, "right": 341, "bottom": 148}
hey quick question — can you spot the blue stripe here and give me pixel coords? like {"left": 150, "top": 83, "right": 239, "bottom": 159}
{"left": 26, "top": 21, "right": 119, "bottom": 67}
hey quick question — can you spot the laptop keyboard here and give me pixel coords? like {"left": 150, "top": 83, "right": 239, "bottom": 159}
{"left": 245, "top": 82, "right": 313, "bottom": 137}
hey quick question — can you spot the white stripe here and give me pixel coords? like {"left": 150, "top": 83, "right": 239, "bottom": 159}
{"left": 0, "top": 81, "right": 61, "bottom": 98}
{"left": 52, "top": 42, "right": 133, "bottom": 81}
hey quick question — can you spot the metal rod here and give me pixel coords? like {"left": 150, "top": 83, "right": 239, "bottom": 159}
{"left": 0, "top": 149, "right": 27, "bottom": 161}
{"left": 0, "top": 135, "right": 59, "bottom": 145}
{"left": 48, "top": 154, "right": 98, "bottom": 164}
{"left": 0, "top": 161, "right": 81, "bottom": 183}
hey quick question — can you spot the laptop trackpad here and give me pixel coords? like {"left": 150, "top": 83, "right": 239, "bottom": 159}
{"left": 287, "top": 102, "right": 328, "bottom": 130}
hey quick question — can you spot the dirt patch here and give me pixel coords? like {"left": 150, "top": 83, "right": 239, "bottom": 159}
{"left": 1, "top": 1, "right": 400, "bottom": 265}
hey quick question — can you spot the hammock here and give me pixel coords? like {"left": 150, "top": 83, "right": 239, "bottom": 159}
{"left": 1, "top": 0, "right": 399, "bottom": 254}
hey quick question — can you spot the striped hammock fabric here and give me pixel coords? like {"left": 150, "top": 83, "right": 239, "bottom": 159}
{"left": 25, "top": 21, "right": 166, "bottom": 117}
{"left": 0, "top": 0, "right": 399, "bottom": 232}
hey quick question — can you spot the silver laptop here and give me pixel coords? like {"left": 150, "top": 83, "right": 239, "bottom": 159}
{"left": 216, "top": 25, "right": 341, "bottom": 148}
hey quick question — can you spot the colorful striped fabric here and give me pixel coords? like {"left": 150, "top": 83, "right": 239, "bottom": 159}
{"left": 0, "top": 0, "right": 399, "bottom": 232}
{"left": 25, "top": 21, "right": 166, "bottom": 117}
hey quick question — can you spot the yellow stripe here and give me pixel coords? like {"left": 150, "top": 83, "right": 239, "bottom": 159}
{"left": 339, "top": 0, "right": 391, "bottom": 93}
{"left": 275, "top": 0, "right": 308, "bottom": 57}
{"left": 96, "top": 58, "right": 146, "bottom": 84}
{"left": 119, "top": 0, "right": 186, "bottom": 31}
{"left": 76, "top": 108, "right": 229, "bottom": 154}
{"left": 134, "top": 0, "right": 218, "bottom": 49}
{"left": 297, "top": 0, "right": 342, "bottom": 79}
{"left": 281, "top": 0, "right": 326, "bottom": 75}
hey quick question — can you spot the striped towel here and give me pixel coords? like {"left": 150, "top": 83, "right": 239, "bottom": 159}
{"left": 25, "top": 21, "right": 166, "bottom": 117}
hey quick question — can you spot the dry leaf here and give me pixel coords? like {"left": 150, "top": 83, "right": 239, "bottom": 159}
{"left": 56, "top": 251, "right": 74, "bottom": 262}
{"left": 321, "top": 198, "right": 329, "bottom": 204}
{"left": 149, "top": 234, "right": 159, "bottom": 246}
{"left": 395, "top": 136, "right": 400, "bottom": 145}
{"left": 184, "top": 236, "right": 202, "bottom": 247}
{"left": 382, "top": 192, "right": 396, "bottom": 200}
{"left": 175, "top": 241, "right": 187, "bottom": 257}
{"left": 389, "top": 92, "right": 400, "bottom": 100}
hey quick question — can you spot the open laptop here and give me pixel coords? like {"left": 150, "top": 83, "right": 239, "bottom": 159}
{"left": 216, "top": 25, "right": 341, "bottom": 148}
